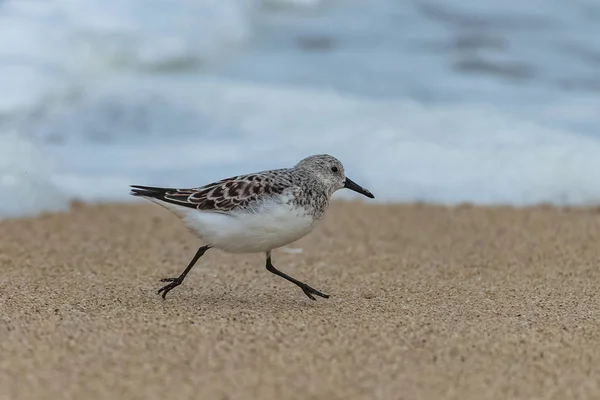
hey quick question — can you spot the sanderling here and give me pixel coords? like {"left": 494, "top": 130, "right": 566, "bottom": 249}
{"left": 130, "top": 154, "right": 374, "bottom": 300}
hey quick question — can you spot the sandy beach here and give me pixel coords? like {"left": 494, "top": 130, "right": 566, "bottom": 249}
{"left": 1, "top": 201, "right": 600, "bottom": 399}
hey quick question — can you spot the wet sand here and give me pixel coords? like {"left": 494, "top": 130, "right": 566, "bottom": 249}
{"left": 1, "top": 201, "right": 600, "bottom": 399}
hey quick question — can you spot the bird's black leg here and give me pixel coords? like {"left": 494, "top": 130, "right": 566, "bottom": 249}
{"left": 158, "top": 245, "right": 211, "bottom": 299}
{"left": 265, "top": 251, "right": 329, "bottom": 300}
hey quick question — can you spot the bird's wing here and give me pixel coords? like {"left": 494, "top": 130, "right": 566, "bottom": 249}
{"left": 130, "top": 171, "right": 293, "bottom": 213}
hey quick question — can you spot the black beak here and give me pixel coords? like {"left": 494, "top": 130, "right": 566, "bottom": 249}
{"left": 344, "top": 177, "right": 375, "bottom": 199}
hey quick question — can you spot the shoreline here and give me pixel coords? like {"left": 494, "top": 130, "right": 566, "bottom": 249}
{"left": 5, "top": 196, "right": 600, "bottom": 223}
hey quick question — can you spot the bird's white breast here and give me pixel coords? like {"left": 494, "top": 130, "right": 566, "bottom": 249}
{"left": 157, "top": 197, "right": 318, "bottom": 254}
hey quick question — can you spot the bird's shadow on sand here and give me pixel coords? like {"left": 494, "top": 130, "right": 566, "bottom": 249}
{"left": 156, "top": 289, "right": 329, "bottom": 313}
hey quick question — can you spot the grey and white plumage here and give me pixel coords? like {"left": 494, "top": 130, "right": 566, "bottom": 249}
{"left": 130, "top": 154, "right": 374, "bottom": 300}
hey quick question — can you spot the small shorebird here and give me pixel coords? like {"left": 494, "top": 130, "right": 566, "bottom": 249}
{"left": 130, "top": 154, "right": 374, "bottom": 300}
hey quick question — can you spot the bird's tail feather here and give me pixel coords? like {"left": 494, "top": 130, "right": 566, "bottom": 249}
{"left": 129, "top": 185, "right": 174, "bottom": 199}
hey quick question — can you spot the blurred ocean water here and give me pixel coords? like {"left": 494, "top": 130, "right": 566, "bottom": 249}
{"left": 1, "top": 0, "right": 599, "bottom": 217}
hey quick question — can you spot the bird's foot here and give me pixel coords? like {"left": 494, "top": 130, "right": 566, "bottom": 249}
{"left": 157, "top": 277, "right": 183, "bottom": 299}
{"left": 301, "top": 283, "right": 330, "bottom": 301}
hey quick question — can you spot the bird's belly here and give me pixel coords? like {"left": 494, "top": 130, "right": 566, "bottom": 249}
{"left": 183, "top": 203, "right": 316, "bottom": 253}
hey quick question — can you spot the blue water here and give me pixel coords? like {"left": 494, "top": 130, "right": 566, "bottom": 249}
{"left": 1, "top": 0, "right": 599, "bottom": 217}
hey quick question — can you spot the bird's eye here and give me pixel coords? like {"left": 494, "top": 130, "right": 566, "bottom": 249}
{"left": 331, "top": 166, "right": 338, "bottom": 173}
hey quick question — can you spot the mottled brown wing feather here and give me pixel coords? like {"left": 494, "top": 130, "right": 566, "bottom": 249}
{"left": 130, "top": 170, "right": 293, "bottom": 213}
